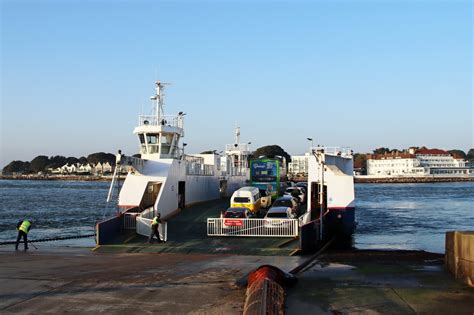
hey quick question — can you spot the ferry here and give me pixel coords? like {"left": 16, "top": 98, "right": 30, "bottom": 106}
{"left": 103, "top": 81, "right": 250, "bottom": 240}
{"left": 303, "top": 146, "right": 356, "bottom": 239}
{"left": 98, "top": 80, "right": 355, "bottom": 247}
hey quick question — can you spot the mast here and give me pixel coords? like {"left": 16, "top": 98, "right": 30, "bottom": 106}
{"left": 235, "top": 127, "right": 241, "bottom": 145}
{"left": 150, "top": 81, "right": 169, "bottom": 123}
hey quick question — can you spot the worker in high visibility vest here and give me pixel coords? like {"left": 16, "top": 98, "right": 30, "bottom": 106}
{"left": 148, "top": 213, "right": 164, "bottom": 244}
{"left": 15, "top": 219, "right": 32, "bottom": 251}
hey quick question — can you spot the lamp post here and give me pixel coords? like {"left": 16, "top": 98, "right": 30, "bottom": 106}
{"left": 307, "top": 137, "right": 314, "bottom": 151}
{"left": 183, "top": 143, "right": 187, "bottom": 158}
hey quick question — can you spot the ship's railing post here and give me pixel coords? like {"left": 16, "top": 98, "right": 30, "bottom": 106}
{"left": 123, "top": 213, "right": 138, "bottom": 230}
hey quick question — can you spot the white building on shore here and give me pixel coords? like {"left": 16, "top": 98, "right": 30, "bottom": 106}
{"left": 288, "top": 153, "right": 310, "bottom": 178}
{"left": 412, "top": 148, "right": 465, "bottom": 168}
{"left": 366, "top": 148, "right": 472, "bottom": 177}
{"left": 49, "top": 161, "right": 115, "bottom": 175}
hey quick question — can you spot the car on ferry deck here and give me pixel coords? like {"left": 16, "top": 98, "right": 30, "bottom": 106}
{"left": 284, "top": 187, "right": 306, "bottom": 204}
{"left": 230, "top": 186, "right": 262, "bottom": 214}
{"left": 223, "top": 207, "right": 255, "bottom": 219}
{"left": 295, "top": 182, "right": 307, "bottom": 190}
{"left": 222, "top": 207, "right": 255, "bottom": 230}
{"left": 263, "top": 206, "right": 296, "bottom": 230}
{"left": 270, "top": 196, "right": 300, "bottom": 217}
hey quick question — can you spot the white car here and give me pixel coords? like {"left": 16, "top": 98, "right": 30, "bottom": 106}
{"left": 264, "top": 207, "right": 295, "bottom": 230}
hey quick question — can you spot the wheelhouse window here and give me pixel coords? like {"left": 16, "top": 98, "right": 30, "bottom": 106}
{"left": 147, "top": 134, "right": 158, "bottom": 144}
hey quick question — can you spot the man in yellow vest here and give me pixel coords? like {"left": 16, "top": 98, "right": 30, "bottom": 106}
{"left": 15, "top": 219, "right": 32, "bottom": 251}
{"left": 148, "top": 213, "right": 164, "bottom": 244}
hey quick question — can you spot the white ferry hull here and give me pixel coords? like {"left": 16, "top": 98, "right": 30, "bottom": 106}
{"left": 119, "top": 158, "right": 221, "bottom": 219}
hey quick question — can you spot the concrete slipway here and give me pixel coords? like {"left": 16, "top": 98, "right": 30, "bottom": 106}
{"left": 0, "top": 198, "right": 472, "bottom": 314}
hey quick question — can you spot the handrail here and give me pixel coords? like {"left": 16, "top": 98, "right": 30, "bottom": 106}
{"left": 138, "top": 115, "right": 184, "bottom": 129}
{"left": 311, "top": 146, "right": 352, "bottom": 157}
{"left": 207, "top": 218, "right": 298, "bottom": 237}
{"left": 225, "top": 143, "right": 250, "bottom": 152}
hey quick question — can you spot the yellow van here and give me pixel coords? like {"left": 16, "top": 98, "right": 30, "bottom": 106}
{"left": 230, "top": 186, "right": 262, "bottom": 214}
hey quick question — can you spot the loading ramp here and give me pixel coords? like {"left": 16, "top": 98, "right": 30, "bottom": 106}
{"left": 99, "top": 198, "right": 299, "bottom": 256}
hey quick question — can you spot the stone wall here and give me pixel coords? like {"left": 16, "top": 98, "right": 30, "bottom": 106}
{"left": 445, "top": 231, "right": 474, "bottom": 287}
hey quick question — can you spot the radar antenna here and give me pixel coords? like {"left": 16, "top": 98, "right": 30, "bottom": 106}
{"left": 150, "top": 80, "right": 171, "bottom": 122}
{"left": 235, "top": 127, "right": 241, "bottom": 145}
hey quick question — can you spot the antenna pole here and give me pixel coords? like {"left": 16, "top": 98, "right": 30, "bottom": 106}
{"left": 235, "top": 127, "right": 241, "bottom": 144}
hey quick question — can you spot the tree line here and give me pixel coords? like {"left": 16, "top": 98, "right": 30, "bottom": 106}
{"left": 2, "top": 152, "right": 116, "bottom": 175}
{"left": 4, "top": 144, "right": 293, "bottom": 175}
{"left": 4, "top": 146, "right": 473, "bottom": 175}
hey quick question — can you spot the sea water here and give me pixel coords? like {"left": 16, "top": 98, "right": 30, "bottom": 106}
{"left": 0, "top": 180, "right": 472, "bottom": 253}
{"left": 354, "top": 182, "right": 474, "bottom": 253}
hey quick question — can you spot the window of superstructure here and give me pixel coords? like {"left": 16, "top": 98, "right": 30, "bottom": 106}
{"left": 147, "top": 134, "right": 158, "bottom": 144}
{"left": 161, "top": 134, "right": 173, "bottom": 145}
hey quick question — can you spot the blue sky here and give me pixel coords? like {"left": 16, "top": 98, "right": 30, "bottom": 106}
{"left": 1, "top": 0, "right": 472, "bottom": 167}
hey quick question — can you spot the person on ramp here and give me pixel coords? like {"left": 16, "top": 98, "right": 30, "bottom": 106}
{"left": 148, "top": 213, "right": 164, "bottom": 244}
{"left": 15, "top": 219, "right": 32, "bottom": 251}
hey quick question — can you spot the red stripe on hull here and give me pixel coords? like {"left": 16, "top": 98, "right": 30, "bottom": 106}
{"left": 118, "top": 205, "right": 139, "bottom": 209}
{"left": 327, "top": 207, "right": 355, "bottom": 211}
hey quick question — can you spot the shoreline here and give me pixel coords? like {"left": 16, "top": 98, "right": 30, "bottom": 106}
{"left": 1, "top": 174, "right": 474, "bottom": 183}
{"left": 354, "top": 176, "right": 474, "bottom": 184}
{"left": 0, "top": 174, "right": 114, "bottom": 182}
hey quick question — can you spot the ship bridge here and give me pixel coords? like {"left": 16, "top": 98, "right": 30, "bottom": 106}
{"left": 133, "top": 81, "right": 186, "bottom": 160}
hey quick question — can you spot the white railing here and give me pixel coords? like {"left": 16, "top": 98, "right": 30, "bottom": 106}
{"left": 186, "top": 163, "right": 215, "bottom": 176}
{"left": 123, "top": 213, "right": 139, "bottom": 230}
{"left": 312, "top": 146, "right": 353, "bottom": 157}
{"left": 136, "top": 216, "right": 168, "bottom": 242}
{"left": 207, "top": 218, "right": 299, "bottom": 237}
{"left": 228, "top": 167, "right": 248, "bottom": 177}
{"left": 225, "top": 143, "right": 250, "bottom": 152}
{"left": 118, "top": 155, "right": 145, "bottom": 168}
{"left": 138, "top": 115, "right": 184, "bottom": 129}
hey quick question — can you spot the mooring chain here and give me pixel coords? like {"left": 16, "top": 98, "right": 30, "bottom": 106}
{"left": 0, "top": 234, "right": 96, "bottom": 245}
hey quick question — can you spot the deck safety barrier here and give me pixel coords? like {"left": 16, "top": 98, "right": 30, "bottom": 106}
{"left": 136, "top": 216, "right": 168, "bottom": 242}
{"left": 207, "top": 218, "right": 299, "bottom": 237}
{"left": 138, "top": 114, "right": 184, "bottom": 129}
{"left": 123, "top": 213, "right": 138, "bottom": 230}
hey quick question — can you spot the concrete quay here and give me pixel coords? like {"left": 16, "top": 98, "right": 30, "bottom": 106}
{"left": 0, "top": 247, "right": 303, "bottom": 314}
{"left": 1, "top": 247, "right": 473, "bottom": 314}
{"left": 287, "top": 250, "right": 474, "bottom": 314}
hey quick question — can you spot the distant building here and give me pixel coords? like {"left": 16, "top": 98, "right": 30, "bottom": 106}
{"left": 64, "top": 163, "right": 77, "bottom": 173}
{"left": 102, "top": 162, "right": 113, "bottom": 173}
{"left": 288, "top": 154, "right": 310, "bottom": 178}
{"left": 49, "top": 167, "right": 61, "bottom": 174}
{"left": 367, "top": 148, "right": 473, "bottom": 177}
{"left": 366, "top": 152, "right": 423, "bottom": 176}
{"left": 411, "top": 148, "right": 466, "bottom": 168}
{"left": 47, "top": 162, "right": 117, "bottom": 175}
{"left": 94, "top": 161, "right": 113, "bottom": 174}
{"left": 77, "top": 163, "right": 93, "bottom": 174}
